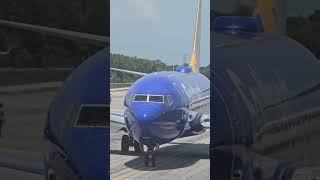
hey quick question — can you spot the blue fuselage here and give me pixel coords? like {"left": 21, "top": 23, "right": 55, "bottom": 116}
{"left": 212, "top": 33, "right": 320, "bottom": 157}
{"left": 124, "top": 71, "right": 210, "bottom": 145}
{"left": 45, "top": 48, "right": 109, "bottom": 180}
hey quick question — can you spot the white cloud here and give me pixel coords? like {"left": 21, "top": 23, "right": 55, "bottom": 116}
{"left": 129, "top": 0, "right": 160, "bottom": 21}
{"left": 111, "top": 0, "right": 160, "bottom": 23}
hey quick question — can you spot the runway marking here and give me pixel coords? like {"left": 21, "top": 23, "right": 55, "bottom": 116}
{"left": 113, "top": 169, "right": 141, "bottom": 180}
{"left": 198, "top": 137, "right": 210, "bottom": 144}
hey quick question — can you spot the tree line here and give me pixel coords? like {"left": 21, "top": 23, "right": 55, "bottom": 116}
{"left": 287, "top": 10, "right": 320, "bottom": 59}
{"left": 213, "top": 8, "right": 320, "bottom": 59}
{"left": 0, "top": 1, "right": 319, "bottom": 69}
{"left": 0, "top": 0, "right": 107, "bottom": 68}
{"left": 110, "top": 53, "right": 210, "bottom": 83}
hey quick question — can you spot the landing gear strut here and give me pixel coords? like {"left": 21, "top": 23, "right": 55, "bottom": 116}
{"left": 144, "top": 145, "right": 159, "bottom": 167}
{"left": 121, "top": 135, "right": 144, "bottom": 153}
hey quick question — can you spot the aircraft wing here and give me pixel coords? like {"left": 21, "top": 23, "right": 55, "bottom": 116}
{"left": 212, "top": 145, "right": 320, "bottom": 179}
{"left": 0, "top": 148, "right": 43, "bottom": 175}
{"left": 110, "top": 68, "right": 148, "bottom": 76}
{"left": 0, "top": 19, "right": 108, "bottom": 46}
{"left": 110, "top": 108, "right": 126, "bottom": 125}
{"left": 188, "top": 89, "right": 210, "bottom": 129}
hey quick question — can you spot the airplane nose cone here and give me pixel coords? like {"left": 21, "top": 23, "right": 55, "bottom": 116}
{"left": 136, "top": 113, "right": 150, "bottom": 122}
{"left": 131, "top": 104, "right": 164, "bottom": 123}
{"left": 125, "top": 103, "right": 182, "bottom": 145}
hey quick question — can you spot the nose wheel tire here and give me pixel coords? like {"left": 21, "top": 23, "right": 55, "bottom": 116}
{"left": 144, "top": 146, "right": 157, "bottom": 167}
{"left": 152, "top": 154, "right": 156, "bottom": 167}
{"left": 144, "top": 152, "right": 156, "bottom": 167}
{"left": 144, "top": 153, "right": 149, "bottom": 167}
{"left": 46, "top": 168, "right": 56, "bottom": 180}
{"left": 121, "top": 135, "right": 130, "bottom": 152}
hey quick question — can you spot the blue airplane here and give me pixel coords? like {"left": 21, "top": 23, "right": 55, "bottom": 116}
{"left": 212, "top": 0, "right": 320, "bottom": 179}
{"left": 0, "top": 20, "right": 109, "bottom": 180}
{"left": 111, "top": 0, "right": 210, "bottom": 167}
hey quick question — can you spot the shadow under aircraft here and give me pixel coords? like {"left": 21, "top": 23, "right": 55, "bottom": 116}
{"left": 121, "top": 143, "right": 209, "bottom": 171}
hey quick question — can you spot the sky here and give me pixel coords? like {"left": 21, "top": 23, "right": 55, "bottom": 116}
{"left": 111, "top": 0, "right": 210, "bottom": 66}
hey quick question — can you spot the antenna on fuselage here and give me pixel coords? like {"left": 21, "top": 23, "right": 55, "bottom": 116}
{"left": 189, "top": 0, "right": 202, "bottom": 73}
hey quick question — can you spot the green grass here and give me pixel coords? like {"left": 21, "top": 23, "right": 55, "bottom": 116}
{"left": 0, "top": 70, "right": 72, "bottom": 86}
{"left": 110, "top": 83, "right": 132, "bottom": 89}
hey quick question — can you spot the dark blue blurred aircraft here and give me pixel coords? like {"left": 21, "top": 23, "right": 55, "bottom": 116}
{"left": 212, "top": 0, "right": 320, "bottom": 179}
{"left": 0, "top": 20, "right": 109, "bottom": 180}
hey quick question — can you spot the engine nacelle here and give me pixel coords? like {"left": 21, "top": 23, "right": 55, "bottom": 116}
{"left": 181, "top": 108, "right": 210, "bottom": 132}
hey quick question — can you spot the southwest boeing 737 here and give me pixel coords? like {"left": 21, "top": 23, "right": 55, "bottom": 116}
{"left": 111, "top": 0, "right": 210, "bottom": 167}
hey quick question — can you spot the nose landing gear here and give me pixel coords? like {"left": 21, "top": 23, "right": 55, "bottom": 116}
{"left": 120, "top": 133, "right": 159, "bottom": 167}
{"left": 144, "top": 145, "right": 159, "bottom": 167}
{"left": 121, "top": 135, "right": 144, "bottom": 153}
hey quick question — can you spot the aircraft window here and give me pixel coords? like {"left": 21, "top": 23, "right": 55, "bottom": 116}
{"left": 134, "top": 95, "right": 148, "bottom": 102}
{"left": 164, "top": 95, "right": 173, "bottom": 105}
{"left": 149, "top": 95, "right": 164, "bottom": 103}
{"left": 75, "top": 105, "right": 109, "bottom": 127}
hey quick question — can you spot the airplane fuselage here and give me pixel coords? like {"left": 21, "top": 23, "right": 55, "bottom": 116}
{"left": 124, "top": 71, "right": 210, "bottom": 146}
{"left": 212, "top": 33, "right": 320, "bottom": 165}
{"left": 44, "top": 48, "right": 109, "bottom": 180}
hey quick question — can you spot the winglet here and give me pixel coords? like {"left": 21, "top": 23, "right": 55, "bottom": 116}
{"left": 189, "top": 0, "right": 202, "bottom": 73}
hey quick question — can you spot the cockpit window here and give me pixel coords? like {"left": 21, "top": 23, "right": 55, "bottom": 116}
{"left": 132, "top": 94, "right": 173, "bottom": 104}
{"left": 164, "top": 95, "right": 173, "bottom": 105}
{"left": 149, "top": 95, "right": 164, "bottom": 103}
{"left": 75, "top": 105, "right": 109, "bottom": 127}
{"left": 134, "top": 95, "right": 148, "bottom": 102}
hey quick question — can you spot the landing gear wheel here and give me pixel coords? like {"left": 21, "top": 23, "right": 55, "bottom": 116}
{"left": 121, "top": 135, "right": 130, "bottom": 152}
{"left": 144, "top": 153, "right": 149, "bottom": 167}
{"left": 151, "top": 154, "right": 156, "bottom": 167}
{"left": 47, "top": 168, "right": 56, "bottom": 180}
{"left": 144, "top": 145, "right": 158, "bottom": 167}
{"left": 133, "top": 141, "right": 143, "bottom": 153}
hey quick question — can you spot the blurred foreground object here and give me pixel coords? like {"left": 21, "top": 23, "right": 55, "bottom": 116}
{"left": 0, "top": 102, "right": 5, "bottom": 137}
